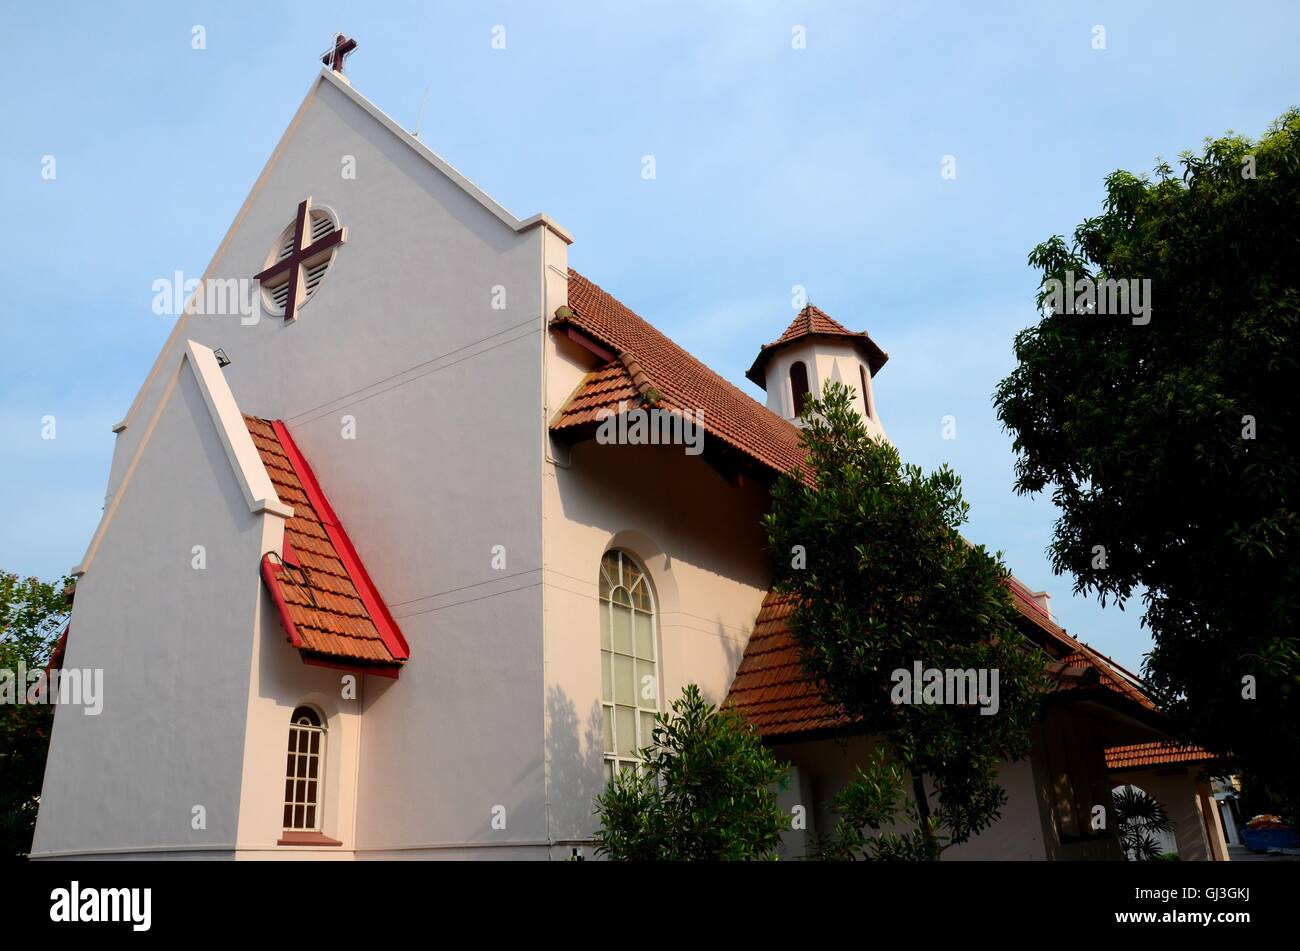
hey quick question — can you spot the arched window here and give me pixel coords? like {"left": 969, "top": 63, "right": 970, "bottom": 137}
{"left": 283, "top": 706, "right": 326, "bottom": 832}
{"left": 860, "top": 364, "right": 873, "bottom": 419}
{"left": 790, "top": 361, "right": 811, "bottom": 417}
{"left": 599, "top": 550, "right": 658, "bottom": 782}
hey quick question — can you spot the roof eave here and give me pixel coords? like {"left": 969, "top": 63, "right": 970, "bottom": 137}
{"left": 744, "top": 334, "right": 889, "bottom": 390}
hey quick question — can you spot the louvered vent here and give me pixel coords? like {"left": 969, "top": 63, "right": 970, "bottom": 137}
{"left": 303, "top": 260, "right": 330, "bottom": 295}
{"left": 262, "top": 208, "right": 340, "bottom": 318}
{"left": 310, "top": 214, "right": 335, "bottom": 241}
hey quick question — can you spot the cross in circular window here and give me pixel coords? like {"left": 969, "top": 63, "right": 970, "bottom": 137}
{"left": 255, "top": 197, "right": 347, "bottom": 322}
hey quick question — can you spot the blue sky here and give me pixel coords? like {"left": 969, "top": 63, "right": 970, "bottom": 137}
{"left": 3, "top": 1, "right": 1298, "bottom": 672}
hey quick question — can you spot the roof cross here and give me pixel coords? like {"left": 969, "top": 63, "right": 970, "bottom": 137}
{"left": 254, "top": 197, "right": 346, "bottom": 322}
{"left": 321, "top": 33, "right": 357, "bottom": 74}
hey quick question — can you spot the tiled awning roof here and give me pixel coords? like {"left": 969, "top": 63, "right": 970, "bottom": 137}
{"left": 553, "top": 270, "right": 809, "bottom": 479}
{"left": 724, "top": 580, "right": 1164, "bottom": 739}
{"left": 1105, "top": 742, "right": 1218, "bottom": 771}
{"left": 551, "top": 355, "right": 650, "bottom": 430}
{"left": 720, "top": 591, "right": 847, "bottom": 738}
{"left": 247, "top": 416, "right": 408, "bottom": 676}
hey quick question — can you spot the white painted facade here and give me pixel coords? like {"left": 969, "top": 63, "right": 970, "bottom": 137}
{"left": 32, "top": 68, "right": 1203, "bottom": 862}
{"left": 36, "top": 70, "right": 561, "bottom": 860}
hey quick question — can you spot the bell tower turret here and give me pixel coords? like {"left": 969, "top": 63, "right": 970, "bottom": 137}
{"left": 746, "top": 304, "right": 888, "bottom": 439}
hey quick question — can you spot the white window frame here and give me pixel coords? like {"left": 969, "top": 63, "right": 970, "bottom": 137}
{"left": 599, "top": 550, "right": 660, "bottom": 783}
{"left": 283, "top": 706, "right": 327, "bottom": 832}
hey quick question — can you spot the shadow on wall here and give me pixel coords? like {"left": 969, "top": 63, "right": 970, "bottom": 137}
{"left": 712, "top": 614, "right": 747, "bottom": 707}
{"left": 553, "top": 440, "right": 773, "bottom": 594}
{"left": 545, "top": 684, "right": 606, "bottom": 844}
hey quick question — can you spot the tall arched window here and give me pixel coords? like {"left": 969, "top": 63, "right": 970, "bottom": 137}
{"left": 283, "top": 706, "right": 326, "bottom": 832}
{"left": 790, "top": 361, "right": 811, "bottom": 417}
{"left": 599, "top": 550, "right": 658, "bottom": 782}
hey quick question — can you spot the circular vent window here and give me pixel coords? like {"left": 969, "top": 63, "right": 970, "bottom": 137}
{"left": 259, "top": 205, "right": 342, "bottom": 319}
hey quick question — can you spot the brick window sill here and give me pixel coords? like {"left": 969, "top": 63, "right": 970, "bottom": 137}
{"left": 277, "top": 831, "right": 343, "bottom": 847}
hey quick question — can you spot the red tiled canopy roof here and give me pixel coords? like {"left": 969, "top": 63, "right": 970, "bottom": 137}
{"left": 745, "top": 304, "right": 888, "bottom": 388}
{"left": 553, "top": 270, "right": 809, "bottom": 478}
{"left": 725, "top": 581, "right": 1163, "bottom": 738}
{"left": 1105, "top": 741, "right": 1218, "bottom": 771}
{"left": 721, "top": 591, "right": 847, "bottom": 737}
{"left": 246, "top": 416, "right": 408, "bottom": 676}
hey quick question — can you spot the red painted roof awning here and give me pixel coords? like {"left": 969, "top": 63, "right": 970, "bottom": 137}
{"left": 246, "top": 416, "right": 409, "bottom": 677}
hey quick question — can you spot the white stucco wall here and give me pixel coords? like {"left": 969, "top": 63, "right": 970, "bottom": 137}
{"left": 1111, "top": 769, "right": 1214, "bottom": 861}
{"left": 232, "top": 586, "right": 363, "bottom": 859}
{"left": 32, "top": 361, "right": 270, "bottom": 857}
{"left": 767, "top": 734, "right": 1050, "bottom": 861}
{"left": 47, "top": 72, "right": 560, "bottom": 858}
{"left": 541, "top": 325, "right": 774, "bottom": 847}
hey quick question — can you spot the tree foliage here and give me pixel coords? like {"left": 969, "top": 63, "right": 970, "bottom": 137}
{"left": 765, "top": 382, "right": 1047, "bottom": 858}
{"left": 994, "top": 109, "right": 1300, "bottom": 809}
{"left": 1, "top": 571, "right": 71, "bottom": 858}
{"left": 1112, "top": 786, "right": 1174, "bottom": 861}
{"left": 594, "top": 684, "right": 790, "bottom": 860}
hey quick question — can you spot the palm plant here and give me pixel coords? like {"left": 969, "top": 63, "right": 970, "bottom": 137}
{"left": 1112, "top": 785, "right": 1173, "bottom": 860}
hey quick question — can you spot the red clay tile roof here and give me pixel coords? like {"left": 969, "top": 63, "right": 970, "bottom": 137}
{"left": 745, "top": 304, "right": 888, "bottom": 387}
{"left": 246, "top": 416, "right": 408, "bottom": 675}
{"left": 551, "top": 356, "right": 649, "bottom": 430}
{"left": 725, "top": 580, "right": 1163, "bottom": 738}
{"left": 722, "top": 591, "right": 848, "bottom": 737}
{"left": 1051, "top": 647, "right": 1156, "bottom": 711}
{"left": 1004, "top": 577, "right": 1158, "bottom": 713}
{"left": 1105, "top": 741, "right": 1218, "bottom": 771}
{"left": 554, "top": 270, "right": 808, "bottom": 478}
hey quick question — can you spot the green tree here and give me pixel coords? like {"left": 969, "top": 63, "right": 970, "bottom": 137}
{"left": 994, "top": 109, "right": 1300, "bottom": 811}
{"left": 594, "top": 684, "right": 790, "bottom": 860}
{"left": 1112, "top": 786, "right": 1174, "bottom": 861}
{"left": 764, "top": 382, "right": 1047, "bottom": 859}
{"left": 1, "top": 571, "right": 71, "bottom": 859}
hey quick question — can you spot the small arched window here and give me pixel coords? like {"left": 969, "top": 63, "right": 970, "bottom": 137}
{"left": 283, "top": 706, "right": 326, "bottom": 832}
{"left": 599, "top": 550, "right": 658, "bottom": 782}
{"left": 860, "top": 364, "right": 873, "bottom": 419}
{"left": 790, "top": 361, "right": 811, "bottom": 417}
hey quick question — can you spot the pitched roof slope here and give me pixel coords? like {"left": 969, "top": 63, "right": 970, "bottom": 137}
{"left": 247, "top": 416, "right": 408, "bottom": 675}
{"left": 554, "top": 270, "right": 808, "bottom": 477}
{"left": 775, "top": 304, "right": 857, "bottom": 342}
{"left": 721, "top": 591, "right": 847, "bottom": 737}
{"left": 725, "top": 582, "right": 1162, "bottom": 738}
{"left": 1005, "top": 576, "right": 1157, "bottom": 712}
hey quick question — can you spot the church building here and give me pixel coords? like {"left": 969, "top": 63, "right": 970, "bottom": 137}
{"left": 32, "top": 42, "right": 1227, "bottom": 861}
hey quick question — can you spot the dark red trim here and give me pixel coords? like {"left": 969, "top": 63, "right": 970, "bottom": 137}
{"left": 278, "top": 831, "right": 343, "bottom": 847}
{"left": 1007, "top": 575, "right": 1051, "bottom": 621}
{"left": 321, "top": 33, "right": 357, "bottom": 73}
{"left": 301, "top": 653, "right": 400, "bottom": 680}
{"left": 271, "top": 421, "right": 410, "bottom": 662}
{"left": 563, "top": 326, "right": 616, "bottom": 362}
{"left": 261, "top": 557, "right": 306, "bottom": 651}
{"left": 261, "top": 556, "right": 402, "bottom": 678}
{"left": 47, "top": 623, "right": 70, "bottom": 673}
{"left": 281, "top": 536, "right": 301, "bottom": 568}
